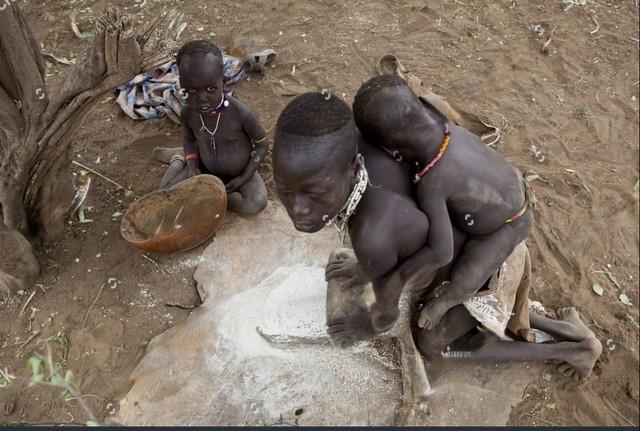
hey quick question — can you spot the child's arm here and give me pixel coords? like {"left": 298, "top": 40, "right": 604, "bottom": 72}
{"left": 397, "top": 193, "right": 454, "bottom": 290}
{"left": 181, "top": 112, "right": 201, "bottom": 177}
{"left": 225, "top": 108, "right": 269, "bottom": 193}
{"left": 326, "top": 235, "right": 405, "bottom": 343}
{"left": 225, "top": 137, "right": 269, "bottom": 193}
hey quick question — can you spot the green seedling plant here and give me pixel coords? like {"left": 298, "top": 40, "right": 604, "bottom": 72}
{"left": 1, "top": 343, "right": 100, "bottom": 426}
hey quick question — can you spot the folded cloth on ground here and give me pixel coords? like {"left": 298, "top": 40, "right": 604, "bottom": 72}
{"left": 115, "top": 53, "right": 247, "bottom": 124}
{"left": 415, "top": 241, "right": 536, "bottom": 343}
{"left": 461, "top": 241, "right": 534, "bottom": 342}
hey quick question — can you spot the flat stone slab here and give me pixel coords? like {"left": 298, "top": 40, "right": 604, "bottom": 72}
{"left": 115, "top": 202, "right": 538, "bottom": 426}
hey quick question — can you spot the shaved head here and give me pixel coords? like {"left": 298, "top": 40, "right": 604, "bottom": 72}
{"left": 274, "top": 92, "right": 357, "bottom": 172}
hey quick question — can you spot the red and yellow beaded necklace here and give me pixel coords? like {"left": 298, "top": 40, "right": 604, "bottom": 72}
{"left": 415, "top": 122, "right": 451, "bottom": 181}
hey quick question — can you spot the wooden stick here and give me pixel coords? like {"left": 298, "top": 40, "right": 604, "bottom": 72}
{"left": 19, "top": 290, "right": 37, "bottom": 317}
{"left": 584, "top": 309, "right": 603, "bottom": 330}
{"left": 42, "top": 52, "right": 75, "bottom": 66}
{"left": 595, "top": 268, "right": 622, "bottom": 289}
{"left": 581, "top": 6, "right": 599, "bottom": 35}
{"left": 83, "top": 283, "right": 105, "bottom": 330}
{"left": 588, "top": 13, "right": 599, "bottom": 34}
{"left": 603, "top": 396, "right": 636, "bottom": 426}
{"left": 142, "top": 254, "right": 169, "bottom": 276}
{"left": 541, "top": 25, "right": 557, "bottom": 54}
{"left": 474, "top": 0, "right": 489, "bottom": 16}
{"left": 15, "top": 330, "right": 40, "bottom": 357}
{"left": 71, "top": 161, "right": 126, "bottom": 191}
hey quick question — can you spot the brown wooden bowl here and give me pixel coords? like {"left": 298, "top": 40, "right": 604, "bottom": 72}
{"left": 120, "top": 175, "right": 227, "bottom": 254}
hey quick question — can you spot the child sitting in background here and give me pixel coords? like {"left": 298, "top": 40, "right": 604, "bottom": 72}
{"left": 155, "top": 40, "right": 269, "bottom": 215}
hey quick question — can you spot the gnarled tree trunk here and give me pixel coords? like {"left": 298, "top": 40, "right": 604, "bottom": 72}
{"left": 0, "top": 3, "right": 183, "bottom": 292}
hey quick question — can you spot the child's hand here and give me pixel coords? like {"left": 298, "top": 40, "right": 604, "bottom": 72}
{"left": 225, "top": 177, "right": 245, "bottom": 193}
{"left": 325, "top": 253, "right": 368, "bottom": 288}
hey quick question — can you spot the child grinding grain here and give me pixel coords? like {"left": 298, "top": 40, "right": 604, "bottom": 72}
{"left": 353, "top": 74, "right": 534, "bottom": 329}
{"left": 155, "top": 40, "right": 269, "bottom": 215}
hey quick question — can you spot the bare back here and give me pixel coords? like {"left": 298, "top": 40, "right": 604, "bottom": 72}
{"left": 417, "top": 124, "right": 525, "bottom": 235}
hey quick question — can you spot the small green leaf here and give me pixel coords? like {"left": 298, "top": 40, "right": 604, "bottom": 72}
{"left": 545, "top": 402, "right": 557, "bottom": 410}
{"left": 28, "top": 374, "right": 43, "bottom": 387}
{"left": 543, "top": 373, "right": 552, "bottom": 381}
{"left": 86, "top": 420, "right": 100, "bottom": 427}
{"left": 0, "top": 377, "right": 8, "bottom": 389}
{"left": 592, "top": 283, "right": 604, "bottom": 296}
{"left": 619, "top": 293, "right": 633, "bottom": 307}
{"left": 65, "top": 370, "right": 74, "bottom": 384}
{"left": 124, "top": 189, "right": 134, "bottom": 197}
{"left": 118, "top": 397, "right": 127, "bottom": 406}
{"left": 27, "top": 357, "right": 43, "bottom": 379}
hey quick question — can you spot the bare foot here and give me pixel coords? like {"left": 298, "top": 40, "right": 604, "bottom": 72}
{"left": 153, "top": 147, "right": 183, "bottom": 164}
{"left": 557, "top": 337, "right": 602, "bottom": 381}
{"left": 418, "top": 300, "right": 449, "bottom": 329}
{"left": 554, "top": 307, "right": 596, "bottom": 342}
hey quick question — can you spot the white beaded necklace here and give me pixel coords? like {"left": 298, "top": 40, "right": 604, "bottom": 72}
{"left": 327, "top": 154, "right": 369, "bottom": 243}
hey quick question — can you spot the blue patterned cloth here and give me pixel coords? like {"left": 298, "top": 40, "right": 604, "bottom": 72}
{"left": 116, "top": 53, "right": 248, "bottom": 124}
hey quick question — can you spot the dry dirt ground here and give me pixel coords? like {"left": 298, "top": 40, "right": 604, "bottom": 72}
{"left": 1, "top": 0, "right": 639, "bottom": 426}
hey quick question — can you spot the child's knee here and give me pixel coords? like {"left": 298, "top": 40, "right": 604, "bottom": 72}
{"left": 247, "top": 177, "right": 268, "bottom": 214}
{"left": 228, "top": 191, "right": 267, "bottom": 215}
{"left": 248, "top": 192, "right": 268, "bottom": 214}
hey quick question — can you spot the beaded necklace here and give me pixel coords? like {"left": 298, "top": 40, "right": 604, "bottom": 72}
{"left": 198, "top": 94, "right": 229, "bottom": 171}
{"left": 327, "top": 154, "right": 369, "bottom": 243}
{"left": 414, "top": 122, "right": 451, "bottom": 183}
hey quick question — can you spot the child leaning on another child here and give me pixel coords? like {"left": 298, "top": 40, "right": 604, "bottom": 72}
{"left": 154, "top": 40, "right": 270, "bottom": 215}
{"left": 353, "top": 74, "right": 535, "bottom": 329}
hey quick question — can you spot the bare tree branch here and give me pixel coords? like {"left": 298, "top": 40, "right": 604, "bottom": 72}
{"left": 0, "top": 3, "right": 182, "bottom": 291}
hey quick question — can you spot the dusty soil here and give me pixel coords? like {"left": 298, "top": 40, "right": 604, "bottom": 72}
{"left": 1, "top": 0, "right": 639, "bottom": 426}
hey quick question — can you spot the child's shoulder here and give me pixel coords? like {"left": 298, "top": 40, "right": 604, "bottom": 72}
{"left": 226, "top": 94, "right": 260, "bottom": 120}
{"left": 179, "top": 103, "right": 196, "bottom": 125}
{"left": 227, "top": 94, "right": 252, "bottom": 110}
